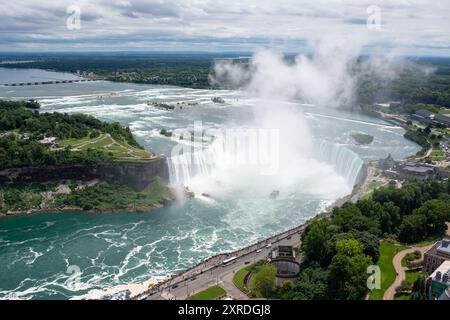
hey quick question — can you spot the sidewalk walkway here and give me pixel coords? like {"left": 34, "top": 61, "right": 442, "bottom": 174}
{"left": 383, "top": 244, "right": 433, "bottom": 300}
{"left": 221, "top": 272, "right": 249, "bottom": 300}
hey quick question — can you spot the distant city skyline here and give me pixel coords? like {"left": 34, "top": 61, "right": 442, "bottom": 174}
{"left": 1, "top": 0, "right": 450, "bottom": 56}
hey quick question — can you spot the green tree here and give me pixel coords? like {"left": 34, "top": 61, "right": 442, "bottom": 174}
{"left": 410, "top": 275, "right": 428, "bottom": 300}
{"left": 253, "top": 264, "right": 277, "bottom": 298}
{"left": 414, "top": 199, "right": 450, "bottom": 237}
{"left": 328, "top": 239, "right": 372, "bottom": 300}
{"left": 288, "top": 266, "right": 329, "bottom": 300}
{"left": 398, "top": 214, "right": 427, "bottom": 243}
{"left": 332, "top": 203, "right": 380, "bottom": 235}
{"left": 302, "top": 219, "right": 337, "bottom": 265}
{"left": 380, "top": 202, "right": 401, "bottom": 235}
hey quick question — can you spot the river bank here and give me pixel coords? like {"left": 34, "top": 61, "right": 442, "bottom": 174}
{"left": 0, "top": 175, "right": 175, "bottom": 218}
{"left": 0, "top": 74, "right": 421, "bottom": 300}
{"left": 0, "top": 202, "right": 170, "bottom": 218}
{"left": 103, "top": 163, "right": 375, "bottom": 300}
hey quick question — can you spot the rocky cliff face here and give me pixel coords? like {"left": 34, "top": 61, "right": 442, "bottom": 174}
{"left": 0, "top": 157, "right": 169, "bottom": 191}
{"left": 91, "top": 158, "right": 169, "bottom": 190}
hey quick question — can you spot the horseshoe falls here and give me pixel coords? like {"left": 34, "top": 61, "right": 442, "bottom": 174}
{"left": 0, "top": 81, "right": 420, "bottom": 299}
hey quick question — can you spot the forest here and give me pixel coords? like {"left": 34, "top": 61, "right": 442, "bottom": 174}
{"left": 0, "top": 99, "right": 142, "bottom": 168}
{"left": 277, "top": 179, "right": 450, "bottom": 300}
{"left": 356, "top": 57, "right": 450, "bottom": 113}
{"left": 0, "top": 177, "right": 173, "bottom": 213}
{"left": 0, "top": 54, "right": 228, "bottom": 89}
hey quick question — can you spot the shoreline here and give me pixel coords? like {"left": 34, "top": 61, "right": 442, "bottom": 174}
{"left": 0, "top": 202, "right": 167, "bottom": 218}
{"left": 121, "top": 164, "right": 374, "bottom": 300}
{"left": 0, "top": 161, "right": 374, "bottom": 300}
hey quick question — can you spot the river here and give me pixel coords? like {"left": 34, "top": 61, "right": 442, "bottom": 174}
{"left": 0, "top": 69, "right": 420, "bottom": 299}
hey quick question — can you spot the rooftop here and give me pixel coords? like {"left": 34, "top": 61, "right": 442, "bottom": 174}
{"left": 437, "top": 238, "right": 450, "bottom": 256}
{"left": 402, "top": 165, "right": 435, "bottom": 174}
{"left": 434, "top": 113, "right": 450, "bottom": 124}
{"left": 271, "top": 245, "right": 295, "bottom": 260}
{"left": 415, "top": 109, "right": 434, "bottom": 117}
{"left": 430, "top": 260, "right": 450, "bottom": 282}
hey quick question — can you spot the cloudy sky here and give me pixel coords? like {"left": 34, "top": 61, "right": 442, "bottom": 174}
{"left": 1, "top": 0, "right": 449, "bottom": 55}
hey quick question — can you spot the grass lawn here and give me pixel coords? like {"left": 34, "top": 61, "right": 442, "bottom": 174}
{"left": 233, "top": 260, "right": 265, "bottom": 294}
{"left": 369, "top": 242, "right": 408, "bottom": 300}
{"left": 233, "top": 266, "right": 251, "bottom": 294}
{"left": 188, "top": 285, "right": 226, "bottom": 300}
{"left": 58, "top": 135, "right": 95, "bottom": 147}
{"left": 79, "top": 135, "right": 113, "bottom": 151}
{"left": 106, "top": 142, "right": 131, "bottom": 157}
{"left": 105, "top": 140, "right": 152, "bottom": 158}
{"left": 60, "top": 134, "right": 153, "bottom": 160}
{"left": 393, "top": 270, "right": 421, "bottom": 300}
{"left": 116, "top": 140, "right": 152, "bottom": 157}
{"left": 367, "top": 181, "right": 382, "bottom": 191}
{"left": 405, "top": 270, "right": 421, "bottom": 284}
{"left": 430, "top": 150, "right": 445, "bottom": 161}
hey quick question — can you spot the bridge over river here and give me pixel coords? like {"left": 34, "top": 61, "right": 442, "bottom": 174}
{"left": 1, "top": 79, "right": 100, "bottom": 86}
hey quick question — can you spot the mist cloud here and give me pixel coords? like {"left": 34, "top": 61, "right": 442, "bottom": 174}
{"left": 212, "top": 35, "right": 368, "bottom": 107}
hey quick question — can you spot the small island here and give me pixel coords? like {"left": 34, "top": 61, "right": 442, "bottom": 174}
{"left": 351, "top": 132, "right": 374, "bottom": 145}
{"left": 211, "top": 97, "right": 225, "bottom": 104}
{"left": 0, "top": 99, "right": 173, "bottom": 216}
{"left": 149, "top": 102, "right": 175, "bottom": 110}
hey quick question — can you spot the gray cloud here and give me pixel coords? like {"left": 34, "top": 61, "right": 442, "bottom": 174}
{"left": 0, "top": 0, "right": 449, "bottom": 55}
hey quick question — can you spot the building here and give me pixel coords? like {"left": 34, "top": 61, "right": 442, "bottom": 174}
{"left": 428, "top": 260, "right": 450, "bottom": 300}
{"left": 269, "top": 246, "right": 300, "bottom": 286}
{"left": 38, "top": 137, "right": 58, "bottom": 147}
{"left": 423, "top": 238, "right": 450, "bottom": 274}
{"left": 376, "top": 156, "right": 440, "bottom": 181}
{"left": 270, "top": 245, "right": 296, "bottom": 260}
{"left": 413, "top": 109, "right": 435, "bottom": 122}
{"left": 434, "top": 114, "right": 450, "bottom": 127}
{"left": 399, "top": 163, "right": 438, "bottom": 181}
{"left": 378, "top": 153, "right": 396, "bottom": 170}
{"left": 412, "top": 109, "right": 450, "bottom": 127}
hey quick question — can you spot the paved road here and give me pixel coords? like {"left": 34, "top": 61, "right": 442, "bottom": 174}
{"left": 383, "top": 244, "right": 433, "bottom": 300}
{"left": 350, "top": 163, "right": 387, "bottom": 203}
{"left": 136, "top": 225, "right": 306, "bottom": 300}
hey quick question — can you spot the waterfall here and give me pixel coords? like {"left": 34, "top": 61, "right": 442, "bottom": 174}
{"left": 314, "top": 140, "right": 364, "bottom": 187}
{"left": 167, "top": 137, "right": 364, "bottom": 189}
{"left": 167, "top": 148, "right": 216, "bottom": 186}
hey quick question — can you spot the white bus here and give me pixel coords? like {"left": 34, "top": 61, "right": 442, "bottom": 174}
{"left": 222, "top": 256, "right": 238, "bottom": 266}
